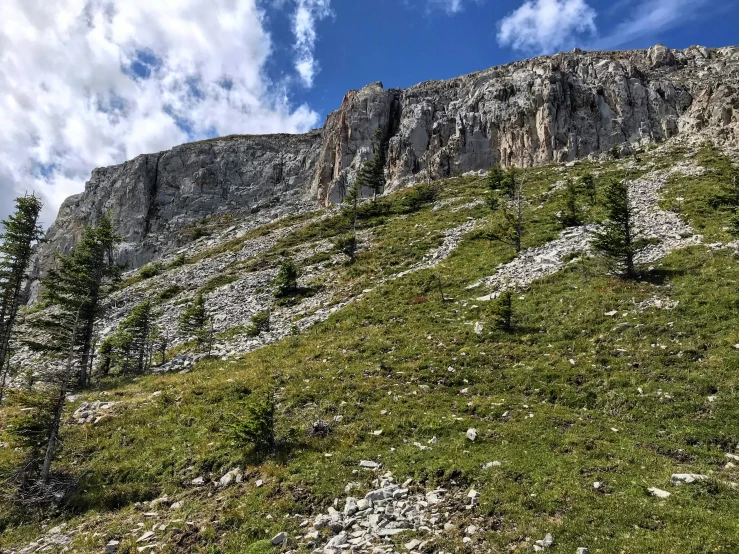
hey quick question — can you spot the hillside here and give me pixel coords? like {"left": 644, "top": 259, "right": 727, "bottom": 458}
{"left": 2, "top": 135, "right": 739, "bottom": 554}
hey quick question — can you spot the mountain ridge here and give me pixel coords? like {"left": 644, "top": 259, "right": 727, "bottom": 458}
{"left": 34, "top": 43, "right": 739, "bottom": 279}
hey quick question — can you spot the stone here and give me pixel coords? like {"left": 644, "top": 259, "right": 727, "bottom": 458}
{"left": 670, "top": 473, "right": 707, "bottom": 484}
{"left": 359, "top": 460, "right": 380, "bottom": 470}
{"left": 466, "top": 428, "right": 477, "bottom": 441}
{"left": 191, "top": 477, "right": 205, "bottom": 486}
{"left": 136, "top": 531, "right": 155, "bottom": 543}
{"left": 473, "top": 322, "right": 484, "bottom": 335}
{"left": 271, "top": 532, "right": 287, "bottom": 545}
{"left": 105, "top": 540, "right": 120, "bottom": 554}
{"left": 577, "top": 549, "right": 590, "bottom": 554}
{"left": 344, "top": 497, "right": 358, "bottom": 516}
{"left": 648, "top": 487, "right": 671, "bottom": 498}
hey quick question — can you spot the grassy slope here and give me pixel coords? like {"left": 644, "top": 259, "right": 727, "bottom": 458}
{"left": 2, "top": 145, "right": 739, "bottom": 554}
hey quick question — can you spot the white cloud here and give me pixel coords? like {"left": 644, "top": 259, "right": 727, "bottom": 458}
{"left": 593, "top": 0, "right": 711, "bottom": 49}
{"left": 429, "top": 0, "right": 464, "bottom": 13}
{"left": 426, "top": 0, "right": 485, "bottom": 15}
{"left": 497, "top": 0, "right": 597, "bottom": 54}
{"left": 0, "top": 0, "right": 322, "bottom": 228}
{"left": 291, "top": 0, "right": 332, "bottom": 87}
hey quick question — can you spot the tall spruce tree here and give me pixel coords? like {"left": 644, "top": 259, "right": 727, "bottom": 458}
{"left": 593, "top": 179, "right": 643, "bottom": 278}
{"left": 559, "top": 178, "right": 583, "bottom": 227}
{"left": 487, "top": 169, "right": 526, "bottom": 254}
{"left": 356, "top": 128, "right": 386, "bottom": 200}
{"left": 0, "top": 195, "right": 44, "bottom": 401}
{"left": 342, "top": 180, "right": 360, "bottom": 230}
{"left": 98, "top": 300, "right": 156, "bottom": 375}
{"left": 179, "top": 292, "right": 210, "bottom": 349}
{"left": 28, "top": 214, "right": 121, "bottom": 388}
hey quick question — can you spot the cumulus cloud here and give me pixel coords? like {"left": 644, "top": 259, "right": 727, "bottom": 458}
{"left": 0, "top": 0, "right": 322, "bottom": 227}
{"left": 497, "top": 0, "right": 597, "bottom": 54}
{"left": 291, "top": 0, "right": 332, "bottom": 87}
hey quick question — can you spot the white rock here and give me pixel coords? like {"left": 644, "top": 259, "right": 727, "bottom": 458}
{"left": 105, "top": 541, "right": 120, "bottom": 554}
{"left": 359, "top": 460, "right": 380, "bottom": 469}
{"left": 404, "top": 539, "right": 421, "bottom": 550}
{"left": 648, "top": 487, "right": 671, "bottom": 498}
{"left": 271, "top": 532, "right": 287, "bottom": 545}
{"left": 136, "top": 531, "right": 155, "bottom": 543}
{"left": 466, "top": 428, "right": 477, "bottom": 441}
{"left": 670, "top": 473, "right": 707, "bottom": 484}
{"left": 473, "top": 322, "right": 484, "bottom": 335}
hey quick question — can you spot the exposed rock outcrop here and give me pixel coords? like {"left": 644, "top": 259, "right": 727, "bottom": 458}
{"left": 37, "top": 45, "right": 739, "bottom": 274}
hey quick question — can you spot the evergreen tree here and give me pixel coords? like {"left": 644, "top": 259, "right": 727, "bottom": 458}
{"left": 228, "top": 388, "right": 276, "bottom": 454}
{"left": 98, "top": 300, "right": 156, "bottom": 375}
{"left": 492, "top": 290, "right": 514, "bottom": 332}
{"left": 342, "top": 180, "right": 360, "bottom": 230}
{"left": 274, "top": 259, "right": 299, "bottom": 298}
{"left": 728, "top": 207, "right": 739, "bottom": 237}
{"left": 27, "top": 214, "right": 121, "bottom": 388}
{"left": 488, "top": 164, "right": 506, "bottom": 192}
{"left": 335, "top": 232, "right": 358, "bottom": 263}
{"left": 559, "top": 178, "right": 583, "bottom": 227}
{"left": 179, "top": 292, "right": 209, "bottom": 349}
{"left": 355, "top": 128, "right": 386, "bottom": 200}
{"left": 487, "top": 170, "right": 526, "bottom": 254}
{"left": 0, "top": 195, "right": 44, "bottom": 401}
{"left": 593, "top": 179, "right": 643, "bottom": 278}
{"left": 579, "top": 172, "right": 596, "bottom": 204}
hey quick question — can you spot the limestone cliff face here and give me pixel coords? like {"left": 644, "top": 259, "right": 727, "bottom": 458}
{"left": 311, "top": 44, "right": 739, "bottom": 203}
{"left": 37, "top": 131, "right": 322, "bottom": 271}
{"left": 38, "top": 45, "right": 739, "bottom": 273}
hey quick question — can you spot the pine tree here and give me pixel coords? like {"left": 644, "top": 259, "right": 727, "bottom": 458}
{"left": 492, "top": 290, "right": 514, "bottom": 332}
{"left": 559, "top": 178, "right": 582, "bottom": 227}
{"left": 355, "top": 128, "right": 386, "bottom": 200}
{"left": 487, "top": 170, "right": 526, "bottom": 254}
{"left": 579, "top": 172, "right": 596, "bottom": 204}
{"left": 0, "top": 195, "right": 44, "bottom": 402}
{"left": 593, "top": 179, "right": 643, "bottom": 278}
{"left": 98, "top": 300, "right": 156, "bottom": 375}
{"left": 27, "top": 214, "right": 121, "bottom": 388}
{"left": 274, "top": 259, "right": 299, "bottom": 298}
{"left": 335, "top": 232, "right": 358, "bottom": 263}
{"left": 179, "top": 292, "right": 209, "bottom": 349}
{"left": 342, "top": 180, "right": 360, "bottom": 230}
{"left": 488, "top": 164, "right": 505, "bottom": 192}
{"left": 228, "top": 388, "right": 276, "bottom": 454}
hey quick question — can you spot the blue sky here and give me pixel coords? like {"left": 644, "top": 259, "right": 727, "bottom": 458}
{"left": 0, "top": 0, "right": 737, "bottom": 226}
{"left": 264, "top": 0, "right": 739, "bottom": 121}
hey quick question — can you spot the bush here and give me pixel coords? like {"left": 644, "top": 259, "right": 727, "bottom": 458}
{"left": 242, "top": 540, "right": 274, "bottom": 554}
{"left": 156, "top": 284, "right": 182, "bottom": 303}
{"left": 334, "top": 232, "right": 357, "bottom": 262}
{"left": 228, "top": 389, "right": 275, "bottom": 454}
{"left": 245, "top": 311, "right": 270, "bottom": 337}
{"left": 274, "top": 259, "right": 299, "bottom": 298}
{"left": 168, "top": 253, "right": 188, "bottom": 269}
{"left": 139, "top": 263, "right": 161, "bottom": 279}
{"left": 399, "top": 182, "right": 439, "bottom": 213}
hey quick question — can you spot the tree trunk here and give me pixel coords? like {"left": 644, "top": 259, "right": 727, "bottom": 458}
{"left": 41, "top": 301, "right": 82, "bottom": 485}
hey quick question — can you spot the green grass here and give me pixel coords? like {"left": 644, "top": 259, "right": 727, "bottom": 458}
{"left": 1, "top": 145, "right": 738, "bottom": 553}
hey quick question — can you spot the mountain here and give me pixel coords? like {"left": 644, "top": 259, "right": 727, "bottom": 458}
{"left": 36, "top": 45, "right": 739, "bottom": 276}
{"left": 2, "top": 45, "right": 739, "bottom": 554}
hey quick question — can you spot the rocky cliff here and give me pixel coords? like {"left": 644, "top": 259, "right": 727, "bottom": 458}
{"left": 37, "top": 44, "right": 739, "bottom": 272}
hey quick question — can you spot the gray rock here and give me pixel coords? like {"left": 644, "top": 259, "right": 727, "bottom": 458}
{"left": 271, "top": 532, "right": 287, "bottom": 545}
{"left": 670, "top": 473, "right": 707, "bottom": 484}
{"left": 105, "top": 540, "right": 120, "bottom": 554}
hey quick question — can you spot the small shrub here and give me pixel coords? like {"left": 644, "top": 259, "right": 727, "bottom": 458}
{"left": 242, "top": 540, "right": 274, "bottom": 554}
{"left": 274, "top": 259, "right": 299, "bottom": 298}
{"left": 228, "top": 389, "right": 275, "bottom": 454}
{"left": 491, "top": 290, "right": 514, "bottom": 332}
{"left": 189, "top": 227, "right": 211, "bottom": 240}
{"left": 399, "top": 182, "right": 439, "bottom": 213}
{"left": 245, "top": 310, "right": 270, "bottom": 337}
{"left": 200, "top": 274, "right": 238, "bottom": 295}
{"left": 139, "top": 263, "right": 161, "bottom": 279}
{"left": 334, "top": 232, "right": 358, "bottom": 262}
{"left": 156, "top": 284, "right": 182, "bottom": 303}
{"left": 168, "top": 253, "right": 188, "bottom": 268}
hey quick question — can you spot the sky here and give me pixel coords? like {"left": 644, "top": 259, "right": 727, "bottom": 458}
{"left": 0, "top": 0, "right": 737, "bottom": 228}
